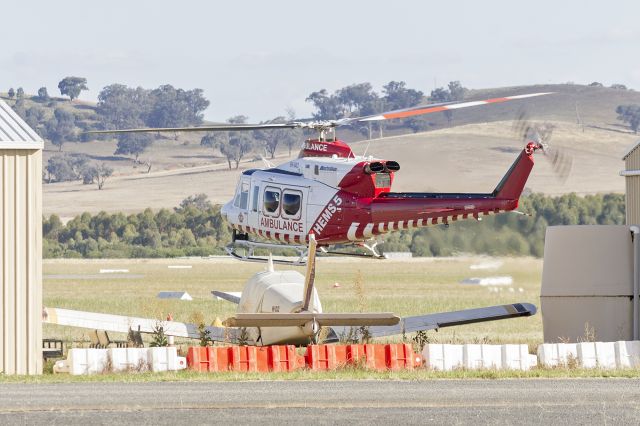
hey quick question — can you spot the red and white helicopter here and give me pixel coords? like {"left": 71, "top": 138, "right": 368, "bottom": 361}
{"left": 95, "top": 91, "right": 569, "bottom": 264}
{"left": 71, "top": 92, "right": 564, "bottom": 344}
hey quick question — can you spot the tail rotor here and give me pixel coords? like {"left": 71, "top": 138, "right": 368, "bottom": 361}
{"left": 513, "top": 111, "right": 572, "bottom": 183}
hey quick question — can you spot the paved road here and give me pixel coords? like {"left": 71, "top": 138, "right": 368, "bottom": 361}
{"left": 1, "top": 379, "right": 639, "bottom": 424}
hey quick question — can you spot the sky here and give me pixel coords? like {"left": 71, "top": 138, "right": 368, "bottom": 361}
{"left": 2, "top": 0, "right": 640, "bottom": 121}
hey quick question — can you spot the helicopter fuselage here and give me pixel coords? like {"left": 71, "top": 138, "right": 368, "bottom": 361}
{"left": 221, "top": 139, "right": 537, "bottom": 247}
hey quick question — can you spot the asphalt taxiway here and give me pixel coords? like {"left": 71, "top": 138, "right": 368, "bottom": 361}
{"left": 1, "top": 379, "right": 639, "bottom": 424}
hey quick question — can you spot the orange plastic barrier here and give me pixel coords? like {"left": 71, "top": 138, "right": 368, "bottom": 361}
{"left": 186, "top": 347, "right": 231, "bottom": 372}
{"left": 305, "top": 344, "right": 348, "bottom": 370}
{"left": 268, "top": 345, "right": 305, "bottom": 371}
{"left": 386, "top": 343, "right": 423, "bottom": 370}
{"left": 187, "top": 344, "right": 423, "bottom": 373}
{"left": 344, "top": 343, "right": 422, "bottom": 370}
{"left": 230, "top": 345, "right": 269, "bottom": 372}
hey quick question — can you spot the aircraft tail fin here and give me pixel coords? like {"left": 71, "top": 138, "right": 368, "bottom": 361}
{"left": 492, "top": 143, "right": 539, "bottom": 200}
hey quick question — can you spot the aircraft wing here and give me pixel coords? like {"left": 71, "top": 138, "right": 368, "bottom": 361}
{"left": 211, "top": 291, "right": 241, "bottom": 304}
{"left": 44, "top": 307, "right": 239, "bottom": 343}
{"left": 325, "top": 302, "right": 536, "bottom": 342}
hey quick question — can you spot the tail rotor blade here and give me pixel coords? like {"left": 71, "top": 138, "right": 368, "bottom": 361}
{"left": 513, "top": 110, "right": 572, "bottom": 183}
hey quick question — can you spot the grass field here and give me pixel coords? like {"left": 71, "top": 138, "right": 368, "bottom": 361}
{"left": 43, "top": 256, "right": 543, "bottom": 347}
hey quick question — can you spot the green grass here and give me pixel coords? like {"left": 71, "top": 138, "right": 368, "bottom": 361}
{"left": 4, "top": 367, "right": 640, "bottom": 384}
{"left": 43, "top": 256, "right": 543, "bottom": 347}
{"left": 36, "top": 256, "right": 640, "bottom": 380}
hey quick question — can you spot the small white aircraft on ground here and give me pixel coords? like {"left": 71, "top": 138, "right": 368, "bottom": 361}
{"left": 45, "top": 235, "right": 536, "bottom": 346}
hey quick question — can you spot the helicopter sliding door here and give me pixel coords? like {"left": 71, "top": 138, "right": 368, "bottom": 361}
{"left": 250, "top": 180, "right": 308, "bottom": 243}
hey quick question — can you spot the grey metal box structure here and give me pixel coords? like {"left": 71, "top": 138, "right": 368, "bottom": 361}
{"left": 622, "top": 141, "right": 640, "bottom": 225}
{"left": 541, "top": 225, "right": 634, "bottom": 342}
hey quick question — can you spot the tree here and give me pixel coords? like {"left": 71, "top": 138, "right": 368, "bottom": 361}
{"left": 202, "top": 116, "right": 254, "bottom": 169}
{"left": 16, "top": 87, "right": 25, "bottom": 99}
{"left": 115, "top": 132, "right": 154, "bottom": 162}
{"left": 178, "top": 194, "right": 212, "bottom": 211}
{"left": 382, "top": 81, "right": 423, "bottom": 110}
{"left": 45, "top": 155, "right": 88, "bottom": 183}
{"left": 97, "top": 84, "right": 152, "bottom": 130}
{"left": 447, "top": 81, "right": 467, "bottom": 101}
{"left": 616, "top": 104, "right": 640, "bottom": 133}
{"left": 45, "top": 108, "right": 76, "bottom": 151}
{"left": 146, "top": 85, "right": 209, "bottom": 127}
{"left": 82, "top": 163, "right": 113, "bottom": 189}
{"left": 24, "top": 106, "right": 47, "bottom": 134}
{"left": 7, "top": 88, "right": 15, "bottom": 99}
{"left": 38, "top": 87, "right": 49, "bottom": 100}
{"left": 253, "top": 116, "right": 297, "bottom": 159}
{"left": 336, "top": 83, "right": 378, "bottom": 116}
{"left": 46, "top": 156, "right": 75, "bottom": 182}
{"left": 610, "top": 83, "right": 628, "bottom": 90}
{"left": 12, "top": 99, "right": 26, "bottom": 119}
{"left": 306, "top": 89, "right": 343, "bottom": 120}
{"left": 429, "top": 81, "right": 467, "bottom": 126}
{"left": 588, "top": 82, "right": 604, "bottom": 87}
{"left": 58, "top": 76, "right": 88, "bottom": 101}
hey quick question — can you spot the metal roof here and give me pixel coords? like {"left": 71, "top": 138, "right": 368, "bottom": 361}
{"left": 0, "top": 99, "right": 43, "bottom": 149}
{"left": 623, "top": 139, "right": 640, "bottom": 161}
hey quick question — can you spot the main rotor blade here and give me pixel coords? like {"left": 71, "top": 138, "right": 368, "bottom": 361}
{"left": 357, "top": 92, "right": 553, "bottom": 123}
{"left": 87, "top": 122, "right": 302, "bottom": 134}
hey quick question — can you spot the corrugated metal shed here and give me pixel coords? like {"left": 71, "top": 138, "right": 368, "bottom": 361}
{"left": 0, "top": 101, "right": 44, "bottom": 149}
{"left": 621, "top": 140, "right": 640, "bottom": 225}
{"left": 0, "top": 99, "right": 43, "bottom": 375}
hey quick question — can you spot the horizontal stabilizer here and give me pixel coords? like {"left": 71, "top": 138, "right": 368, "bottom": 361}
{"left": 44, "top": 307, "right": 237, "bottom": 343}
{"left": 327, "top": 303, "right": 536, "bottom": 341}
{"left": 211, "top": 290, "right": 241, "bottom": 304}
{"left": 223, "top": 312, "right": 400, "bottom": 328}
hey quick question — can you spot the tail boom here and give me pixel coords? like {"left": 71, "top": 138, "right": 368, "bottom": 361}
{"left": 328, "top": 143, "right": 538, "bottom": 242}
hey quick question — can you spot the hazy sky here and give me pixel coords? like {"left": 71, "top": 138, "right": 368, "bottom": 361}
{"left": 3, "top": 0, "right": 640, "bottom": 121}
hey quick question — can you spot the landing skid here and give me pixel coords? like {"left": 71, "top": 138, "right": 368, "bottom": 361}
{"left": 226, "top": 239, "right": 309, "bottom": 266}
{"left": 319, "top": 241, "right": 386, "bottom": 260}
{"left": 226, "top": 233, "right": 386, "bottom": 265}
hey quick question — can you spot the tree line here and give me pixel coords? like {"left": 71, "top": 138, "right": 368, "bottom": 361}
{"left": 42, "top": 192, "right": 625, "bottom": 259}
{"left": 5, "top": 77, "right": 468, "bottom": 178}
{"left": 5, "top": 77, "right": 211, "bottom": 188}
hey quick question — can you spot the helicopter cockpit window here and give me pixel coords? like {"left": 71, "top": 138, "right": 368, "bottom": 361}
{"left": 239, "top": 181, "right": 249, "bottom": 210}
{"left": 282, "top": 191, "right": 302, "bottom": 219}
{"left": 233, "top": 182, "right": 242, "bottom": 208}
{"left": 264, "top": 188, "right": 281, "bottom": 214}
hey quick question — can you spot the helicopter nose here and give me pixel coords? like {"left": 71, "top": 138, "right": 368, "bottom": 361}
{"left": 220, "top": 202, "right": 231, "bottom": 221}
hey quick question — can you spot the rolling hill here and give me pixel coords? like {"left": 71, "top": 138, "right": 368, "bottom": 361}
{"left": 24, "top": 83, "right": 640, "bottom": 217}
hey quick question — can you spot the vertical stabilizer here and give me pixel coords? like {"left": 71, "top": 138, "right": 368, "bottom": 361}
{"left": 493, "top": 143, "right": 538, "bottom": 200}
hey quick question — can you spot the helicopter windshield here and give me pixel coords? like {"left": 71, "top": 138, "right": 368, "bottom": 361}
{"left": 233, "top": 180, "right": 250, "bottom": 209}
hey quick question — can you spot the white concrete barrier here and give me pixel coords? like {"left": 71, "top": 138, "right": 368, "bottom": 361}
{"left": 538, "top": 341, "right": 640, "bottom": 369}
{"left": 463, "top": 344, "right": 502, "bottom": 369}
{"left": 615, "top": 341, "right": 640, "bottom": 368}
{"left": 63, "top": 348, "right": 109, "bottom": 375}
{"left": 110, "top": 348, "right": 150, "bottom": 372}
{"left": 594, "top": 342, "right": 617, "bottom": 369}
{"left": 149, "top": 347, "right": 187, "bottom": 372}
{"left": 502, "top": 344, "right": 532, "bottom": 370}
{"left": 54, "top": 347, "right": 186, "bottom": 375}
{"left": 423, "top": 344, "right": 464, "bottom": 371}
{"left": 423, "top": 344, "right": 533, "bottom": 371}
{"left": 577, "top": 342, "right": 597, "bottom": 368}
{"left": 537, "top": 343, "right": 579, "bottom": 367}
